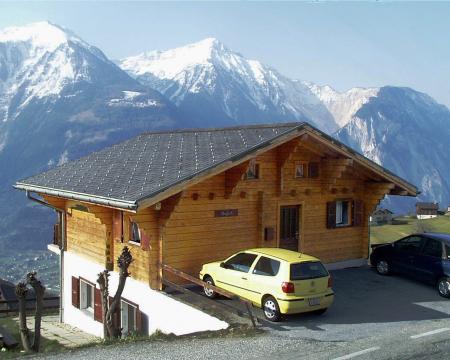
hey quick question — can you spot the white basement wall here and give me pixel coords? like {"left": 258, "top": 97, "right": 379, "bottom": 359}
{"left": 63, "top": 251, "right": 228, "bottom": 338}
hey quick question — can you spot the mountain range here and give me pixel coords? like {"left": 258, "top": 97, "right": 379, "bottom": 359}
{"left": 1, "top": 21, "right": 449, "bottom": 259}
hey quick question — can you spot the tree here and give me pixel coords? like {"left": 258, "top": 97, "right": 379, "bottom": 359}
{"left": 97, "top": 246, "right": 133, "bottom": 338}
{"left": 15, "top": 272, "right": 46, "bottom": 352}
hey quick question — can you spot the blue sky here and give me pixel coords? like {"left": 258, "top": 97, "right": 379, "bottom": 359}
{"left": 1, "top": 1, "right": 449, "bottom": 107}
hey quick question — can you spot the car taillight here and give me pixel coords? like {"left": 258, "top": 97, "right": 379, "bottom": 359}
{"left": 281, "top": 281, "right": 295, "bottom": 293}
{"left": 328, "top": 276, "right": 332, "bottom": 288}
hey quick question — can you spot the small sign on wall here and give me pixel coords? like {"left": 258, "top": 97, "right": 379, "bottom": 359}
{"left": 214, "top": 209, "right": 239, "bottom": 217}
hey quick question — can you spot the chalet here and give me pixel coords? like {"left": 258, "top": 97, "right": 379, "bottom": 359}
{"left": 416, "top": 202, "right": 439, "bottom": 219}
{"left": 14, "top": 122, "right": 418, "bottom": 337}
{"left": 370, "top": 208, "right": 394, "bottom": 225}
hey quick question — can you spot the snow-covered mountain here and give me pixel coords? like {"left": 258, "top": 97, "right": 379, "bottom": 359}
{"left": 336, "top": 86, "right": 450, "bottom": 212}
{"left": 0, "top": 22, "right": 182, "bottom": 251}
{"left": 306, "top": 83, "right": 379, "bottom": 128}
{"left": 120, "top": 38, "right": 338, "bottom": 133}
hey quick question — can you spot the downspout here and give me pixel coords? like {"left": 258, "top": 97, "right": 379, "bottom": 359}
{"left": 26, "top": 191, "right": 66, "bottom": 324}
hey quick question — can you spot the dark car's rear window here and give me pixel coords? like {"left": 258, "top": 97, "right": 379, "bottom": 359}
{"left": 290, "top": 261, "right": 328, "bottom": 280}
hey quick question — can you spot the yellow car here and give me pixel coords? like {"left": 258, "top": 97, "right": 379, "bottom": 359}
{"left": 199, "top": 248, "right": 334, "bottom": 321}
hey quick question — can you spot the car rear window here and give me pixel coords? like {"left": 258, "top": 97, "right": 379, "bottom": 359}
{"left": 290, "top": 261, "right": 328, "bottom": 280}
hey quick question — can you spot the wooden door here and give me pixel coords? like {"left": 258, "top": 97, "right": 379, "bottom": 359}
{"left": 279, "top": 205, "right": 300, "bottom": 252}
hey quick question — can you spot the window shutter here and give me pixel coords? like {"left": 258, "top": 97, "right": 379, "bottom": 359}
{"left": 113, "top": 210, "right": 123, "bottom": 243}
{"left": 326, "top": 201, "right": 337, "bottom": 229}
{"left": 94, "top": 288, "right": 103, "bottom": 323}
{"left": 141, "top": 231, "right": 150, "bottom": 251}
{"left": 72, "top": 277, "right": 80, "bottom": 308}
{"left": 308, "top": 162, "right": 319, "bottom": 178}
{"left": 136, "top": 306, "right": 143, "bottom": 334}
{"left": 353, "top": 200, "right": 364, "bottom": 227}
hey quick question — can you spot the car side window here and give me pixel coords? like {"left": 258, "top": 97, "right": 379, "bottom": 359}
{"left": 253, "top": 256, "right": 281, "bottom": 276}
{"left": 446, "top": 244, "right": 450, "bottom": 259}
{"left": 224, "top": 253, "right": 258, "bottom": 273}
{"left": 422, "top": 238, "right": 443, "bottom": 258}
{"left": 395, "top": 236, "right": 425, "bottom": 254}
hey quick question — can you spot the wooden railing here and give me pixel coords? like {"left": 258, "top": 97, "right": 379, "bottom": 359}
{"left": 0, "top": 296, "right": 59, "bottom": 315}
{"left": 162, "top": 264, "right": 256, "bottom": 327}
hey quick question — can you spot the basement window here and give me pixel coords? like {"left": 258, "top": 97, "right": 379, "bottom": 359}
{"left": 80, "top": 280, "right": 94, "bottom": 313}
{"left": 130, "top": 221, "right": 141, "bottom": 244}
{"left": 121, "top": 300, "right": 137, "bottom": 336}
{"left": 245, "top": 160, "right": 260, "bottom": 180}
{"left": 336, "top": 200, "right": 350, "bottom": 227}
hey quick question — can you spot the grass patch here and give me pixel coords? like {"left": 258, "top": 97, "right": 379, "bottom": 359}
{"left": 0, "top": 314, "right": 65, "bottom": 358}
{"left": 371, "top": 215, "right": 450, "bottom": 244}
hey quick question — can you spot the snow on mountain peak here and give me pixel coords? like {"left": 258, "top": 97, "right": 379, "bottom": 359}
{"left": 306, "top": 83, "right": 379, "bottom": 128}
{"left": 0, "top": 21, "right": 86, "bottom": 53}
{"left": 120, "top": 37, "right": 234, "bottom": 80}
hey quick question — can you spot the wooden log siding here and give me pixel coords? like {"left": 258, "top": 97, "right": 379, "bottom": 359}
{"left": 66, "top": 204, "right": 113, "bottom": 267}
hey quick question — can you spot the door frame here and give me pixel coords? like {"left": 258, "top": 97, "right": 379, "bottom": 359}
{"left": 276, "top": 201, "right": 304, "bottom": 252}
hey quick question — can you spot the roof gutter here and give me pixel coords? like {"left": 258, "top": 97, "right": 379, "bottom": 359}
{"left": 15, "top": 183, "right": 137, "bottom": 211}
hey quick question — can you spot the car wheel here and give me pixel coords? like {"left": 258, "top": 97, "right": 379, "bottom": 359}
{"left": 203, "top": 276, "right": 217, "bottom": 299}
{"left": 437, "top": 277, "right": 450, "bottom": 298}
{"left": 375, "top": 259, "right": 390, "bottom": 275}
{"left": 262, "top": 296, "right": 281, "bottom": 322}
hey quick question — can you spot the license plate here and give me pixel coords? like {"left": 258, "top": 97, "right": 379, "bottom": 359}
{"left": 308, "top": 297, "right": 321, "bottom": 306}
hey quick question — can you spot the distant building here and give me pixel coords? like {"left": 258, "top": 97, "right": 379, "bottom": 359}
{"left": 371, "top": 208, "right": 394, "bottom": 225}
{"left": 416, "top": 202, "right": 439, "bottom": 219}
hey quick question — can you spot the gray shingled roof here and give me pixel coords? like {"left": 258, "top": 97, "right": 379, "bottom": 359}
{"left": 15, "top": 122, "right": 418, "bottom": 210}
{"left": 15, "top": 123, "right": 300, "bottom": 209}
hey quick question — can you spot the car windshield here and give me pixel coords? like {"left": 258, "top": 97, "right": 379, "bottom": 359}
{"left": 290, "top": 261, "right": 328, "bottom": 280}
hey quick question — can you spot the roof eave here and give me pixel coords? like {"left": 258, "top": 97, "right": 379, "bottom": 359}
{"left": 14, "top": 183, "right": 138, "bottom": 211}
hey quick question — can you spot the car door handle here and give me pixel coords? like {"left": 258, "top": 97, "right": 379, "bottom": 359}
{"left": 241, "top": 277, "right": 248, "bottom": 280}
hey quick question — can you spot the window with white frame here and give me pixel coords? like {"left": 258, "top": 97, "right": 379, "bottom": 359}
{"left": 336, "top": 200, "right": 350, "bottom": 226}
{"left": 80, "top": 280, "right": 94, "bottom": 312}
{"left": 130, "top": 221, "right": 141, "bottom": 244}
{"left": 121, "top": 300, "right": 137, "bottom": 336}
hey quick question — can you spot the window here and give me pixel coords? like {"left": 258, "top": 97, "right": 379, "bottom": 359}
{"left": 121, "top": 300, "right": 137, "bottom": 336}
{"left": 295, "top": 162, "right": 307, "bottom": 178}
{"left": 336, "top": 200, "right": 350, "bottom": 226}
{"left": 224, "top": 253, "right": 258, "bottom": 273}
{"left": 395, "top": 236, "right": 425, "bottom": 254}
{"left": 253, "top": 256, "right": 280, "bottom": 276}
{"left": 245, "top": 160, "right": 259, "bottom": 180}
{"left": 290, "top": 261, "right": 329, "bottom": 280}
{"left": 295, "top": 162, "right": 319, "bottom": 179}
{"left": 80, "top": 280, "right": 94, "bottom": 312}
{"left": 445, "top": 244, "right": 450, "bottom": 259}
{"left": 130, "top": 221, "right": 141, "bottom": 244}
{"left": 422, "top": 238, "right": 443, "bottom": 258}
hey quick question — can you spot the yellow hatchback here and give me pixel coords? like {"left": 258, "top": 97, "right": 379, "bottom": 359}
{"left": 199, "top": 248, "right": 334, "bottom": 321}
